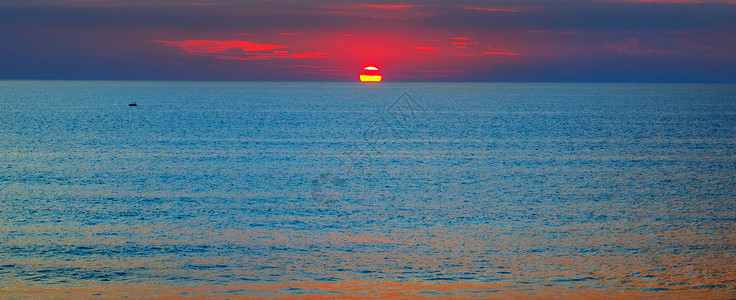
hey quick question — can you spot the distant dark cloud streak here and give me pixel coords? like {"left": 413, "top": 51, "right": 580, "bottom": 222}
{"left": 420, "top": 2, "right": 736, "bottom": 30}
{"left": 2, "top": 1, "right": 734, "bottom": 30}
{"left": 0, "top": 3, "right": 385, "bottom": 29}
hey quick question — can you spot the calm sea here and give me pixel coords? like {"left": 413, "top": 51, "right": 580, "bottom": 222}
{"left": 1, "top": 81, "right": 735, "bottom": 298}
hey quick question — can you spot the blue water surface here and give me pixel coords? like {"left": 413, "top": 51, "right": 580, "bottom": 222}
{"left": 0, "top": 81, "right": 735, "bottom": 298}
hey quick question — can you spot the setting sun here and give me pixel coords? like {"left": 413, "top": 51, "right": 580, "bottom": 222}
{"left": 359, "top": 66, "right": 382, "bottom": 82}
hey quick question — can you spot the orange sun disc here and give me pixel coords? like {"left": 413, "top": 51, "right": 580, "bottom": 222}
{"left": 359, "top": 66, "right": 382, "bottom": 82}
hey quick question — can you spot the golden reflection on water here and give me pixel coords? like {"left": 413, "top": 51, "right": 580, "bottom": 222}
{"left": 2, "top": 223, "right": 735, "bottom": 298}
{"left": 3, "top": 278, "right": 736, "bottom": 299}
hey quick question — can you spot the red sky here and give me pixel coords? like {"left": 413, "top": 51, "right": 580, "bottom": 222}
{"left": 1, "top": 0, "right": 735, "bottom": 82}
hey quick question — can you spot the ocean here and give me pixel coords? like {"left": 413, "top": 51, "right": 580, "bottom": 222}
{"left": 1, "top": 81, "right": 735, "bottom": 298}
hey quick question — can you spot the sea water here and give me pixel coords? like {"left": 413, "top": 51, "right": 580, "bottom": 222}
{"left": 0, "top": 81, "right": 735, "bottom": 298}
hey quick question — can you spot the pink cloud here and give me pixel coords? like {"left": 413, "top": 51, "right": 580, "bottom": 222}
{"left": 451, "top": 42, "right": 478, "bottom": 45}
{"left": 415, "top": 47, "right": 440, "bottom": 50}
{"left": 287, "top": 52, "right": 330, "bottom": 59}
{"left": 155, "top": 40, "right": 327, "bottom": 60}
{"left": 463, "top": 6, "right": 533, "bottom": 13}
{"left": 451, "top": 36, "right": 470, "bottom": 40}
{"left": 484, "top": 51, "right": 520, "bottom": 56}
{"left": 363, "top": 4, "right": 412, "bottom": 9}
{"left": 209, "top": 51, "right": 329, "bottom": 61}
{"left": 154, "top": 40, "right": 286, "bottom": 54}
{"left": 289, "top": 65, "right": 358, "bottom": 70}
{"left": 308, "top": 4, "right": 432, "bottom": 20}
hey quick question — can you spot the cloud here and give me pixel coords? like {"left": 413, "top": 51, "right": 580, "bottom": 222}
{"left": 287, "top": 52, "right": 330, "bottom": 59}
{"left": 363, "top": 4, "right": 413, "bottom": 9}
{"left": 604, "top": 36, "right": 729, "bottom": 58}
{"left": 605, "top": 37, "right": 679, "bottom": 56}
{"left": 418, "top": 1, "right": 736, "bottom": 30}
{"left": 488, "top": 46, "right": 509, "bottom": 51}
{"left": 415, "top": 46, "right": 440, "bottom": 50}
{"left": 463, "top": 6, "right": 534, "bottom": 13}
{"left": 484, "top": 51, "right": 520, "bottom": 56}
{"left": 450, "top": 36, "right": 470, "bottom": 40}
{"left": 154, "top": 40, "right": 327, "bottom": 60}
{"left": 289, "top": 64, "right": 358, "bottom": 70}
{"left": 451, "top": 41, "right": 478, "bottom": 45}
{"left": 208, "top": 51, "right": 329, "bottom": 60}
{"left": 3, "top": 1, "right": 736, "bottom": 31}
{"left": 311, "top": 3, "right": 433, "bottom": 20}
{"left": 154, "top": 40, "right": 286, "bottom": 54}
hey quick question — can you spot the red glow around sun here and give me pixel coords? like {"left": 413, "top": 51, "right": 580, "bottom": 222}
{"left": 360, "top": 66, "right": 382, "bottom": 82}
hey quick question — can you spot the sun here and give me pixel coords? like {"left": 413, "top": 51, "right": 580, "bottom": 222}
{"left": 359, "top": 66, "right": 382, "bottom": 82}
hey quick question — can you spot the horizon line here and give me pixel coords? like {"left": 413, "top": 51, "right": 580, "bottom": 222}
{"left": 1, "top": 79, "right": 735, "bottom": 84}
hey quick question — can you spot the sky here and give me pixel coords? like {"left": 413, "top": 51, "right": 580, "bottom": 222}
{"left": 1, "top": 0, "right": 735, "bottom": 82}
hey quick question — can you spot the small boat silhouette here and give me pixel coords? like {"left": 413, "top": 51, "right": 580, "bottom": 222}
{"left": 128, "top": 102, "right": 137, "bottom": 106}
